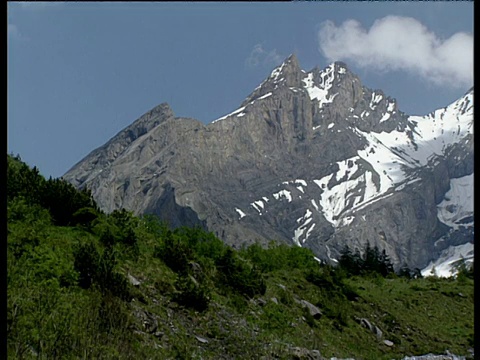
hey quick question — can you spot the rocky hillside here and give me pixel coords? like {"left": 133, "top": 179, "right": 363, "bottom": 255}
{"left": 63, "top": 54, "right": 474, "bottom": 271}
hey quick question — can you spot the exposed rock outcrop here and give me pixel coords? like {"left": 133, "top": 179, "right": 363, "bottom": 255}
{"left": 63, "top": 55, "right": 473, "bottom": 270}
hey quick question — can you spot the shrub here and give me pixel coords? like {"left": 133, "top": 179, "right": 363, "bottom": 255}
{"left": 155, "top": 231, "right": 195, "bottom": 274}
{"left": 216, "top": 248, "right": 266, "bottom": 298}
{"left": 72, "top": 207, "right": 100, "bottom": 228}
{"left": 242, "top": 242, "right": 319, "bottom": 273}
{"left": 40, "top": 177, "right": 98, "bottom": 226}
{"left": 73, "top": 242, "right": 130, "bottom": 300}
{"left": 173, "top": 274, "right": 210, "bottom": 312}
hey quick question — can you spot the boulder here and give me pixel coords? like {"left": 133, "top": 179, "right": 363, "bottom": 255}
{"left": 300, "top": 300, "right": 322, "bottom": 319}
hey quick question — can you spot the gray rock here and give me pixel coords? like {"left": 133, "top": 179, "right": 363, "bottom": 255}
{"left": 63, "top": 55, "right": 473, "bottom": 270}
{"left": 256, "top": 298, "right": 267, "bottom": 307}
{"left": 288, "top": 346, "right": 322, "bottom": 359}
{"left": 132, "top": 306, "right": 158, "bottom": 334}
{"left": 300, "top": 300, "right": 322, "bottom": 319}
{"left": 383, "top": 339, "right": 394, "bottom": 347}
{"left": 374, "top": 325, "right": 383, "bottom": 339}
{"left": 128, "top": 273, "right": 141, "bottom": 287}
{"left": 194, "top": 335, "right": 209, "bottom": 344}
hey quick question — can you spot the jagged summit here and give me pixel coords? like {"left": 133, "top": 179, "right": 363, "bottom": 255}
{"left": 63, "top": 53, "right": 473, "bottom": 271}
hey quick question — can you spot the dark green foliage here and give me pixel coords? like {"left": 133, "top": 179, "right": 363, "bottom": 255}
{"left": 241, "top": 241, "right": 319, "bottom": 273}
{"left": 155, "top": 230, "right": 195, "bottom": 274}
{"left": 174, "top": 226, "right": 226, "bottom": 263}
{"left": 173, "top": 274, "right": 210, "bottom": 312}
{"left": 73, "top": 242, "right": 100, "bottom": 289}
{"left": 216, "top": 248, "right": 266, "bottom": 298}
{"left": 41, "top": 177, "right": 98, "bottom": 226}
{"left": 339, "top": 243, "right": 394, "bottom": 277}
{"left": 338, "top": 245, "right": 362, "bottom": 275}
{"left": 398, "top": 263, "right": 423, "bottom": 279}
{"left": 110, "top": 209, "right": 139, "bottom": 248}
{"left": 7, "top": 154, "right": 45, "bottom": 204}
{"left": 7, "top": 154, "right": 100, "bottom": 227}
{"left": 72, "top": 207, "right": 100, "bottom": 228}
{"left": 7, "top": 153, "right": 475, "bottom": 360}
{"left": 455, "top": 258, "right": 474, "bottom": 282}
{"left": 73, "top": 242, "right": 130, "bottom": 300}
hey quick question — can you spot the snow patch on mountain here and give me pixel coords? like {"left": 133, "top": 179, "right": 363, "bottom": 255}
{"left": 367, "top": 91, "right": 473, "bottom": 167}
{"left": 312, "top": 156, "right": 382, "bottom": 226}
{"left": 302, "top": 65, "right": 338, "bottom": 108}
{"left": 293, "top": 208, "right": 314, "bottom": 246}
{"left": 235, "top": 207, "right": 246, "bottom": 219}
{"left": 437, "top": 174, "right": 474, "bottom": 229}
{"left": 421, "top": 242, "right": 474, "bottom": 278}
{"left": 212, "top": 106, "right": 247, "bottom": 123}
{"left": 273, "top": 189, "right": 293, "bottom": 202}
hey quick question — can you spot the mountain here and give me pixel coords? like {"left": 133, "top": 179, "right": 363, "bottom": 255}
{"left": 63, "top": 54, "right": 474, "bottom": 271}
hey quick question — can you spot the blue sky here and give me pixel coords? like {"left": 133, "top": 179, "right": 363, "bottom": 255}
{"left": 7, "top": 2, "right": 473, "bottom": 179}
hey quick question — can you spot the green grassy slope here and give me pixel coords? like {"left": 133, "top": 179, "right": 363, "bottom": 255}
{"left": 7, "top": 154, "right": 474, "bottom": 360}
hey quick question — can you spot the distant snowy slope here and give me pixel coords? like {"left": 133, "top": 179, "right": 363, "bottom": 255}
{"left": 421, "top": 242, "right": 474, "bottom": 278}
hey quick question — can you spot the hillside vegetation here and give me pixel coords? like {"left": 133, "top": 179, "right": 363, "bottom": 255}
{"left": 7, "top": 154, "right": 474, "bottom": 359}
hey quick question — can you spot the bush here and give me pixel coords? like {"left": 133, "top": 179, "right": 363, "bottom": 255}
{"left": 73, "top": 242, "right": 130, "bottom": 300}
{"left": 242, "top": 242, "right": 319, "bottom": 273}
{"left": 72, "top": 207, "right": 100, "bottom": 229}
{"left": 7, "top": 154, "right": 45, "bottom": 205}
{"left": 216, "top": 248, "right": 266, "bottom": 298}
{"left": 155, "top": 231, "right": 195, "bottom": 274}
{"left": 173, "top": 274, "right": 210, "bottom": 312}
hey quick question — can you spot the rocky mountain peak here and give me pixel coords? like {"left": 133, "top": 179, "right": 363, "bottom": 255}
{"left": 63, "top": 55, "right": 473, "bottom": 272}
{"left": 241, "top": 54, "right": 305, "bottom": 105}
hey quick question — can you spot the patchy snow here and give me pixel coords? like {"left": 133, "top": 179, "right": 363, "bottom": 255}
{"left": 302, "top": 66, "right": 337, "bottom": 108}
{"left": 307, "top": 89, "right": 472, "bottom": 228}
{"left": 312, "top": 154, "right": 398, "bottom": 227}
{"left": 257, "top": 92, "right": 273, "bottom": 100}
{"left": 325, "top": 244, "right": 338, "bottom": 263}
{"left": 295, "top": 179, "right": 307, "bottom": 186}
{"left": 312, "top": 156, "right": 383, "bottom": 226}
{"left": 327, "top": 123, "right": 335, "bottom": 129}
{"left": 250, "top": 200, "right": 264, "bottom": 214}
{"left": 338, "top": 215, "right": 355, "bottom": 227}
{"left": 366, "top": 91, "right": 473, "bottom": 167}
{"left": 293, "top": 209, "right": 314, "bottom": 245}
{"left": 273, "top": 189, "right": 292, "bottom": 202}
{"left": 236, "top": 112, "right": 246, "bottom": 117}
{"left": 387, "top": 101, "right": 395, "bottom": 112}
{"left": 379, "top": 112, "right": 391, "bottom": 123}
{"left": 369, "top": 92, "right": 383, "bottom": 110}
{"left": 212, "top": 106, "right": 247, "bottom": 123}
{"left": 421, "top": 242, "right": 474, "bottom": 278}
{"left": 437, "top": 174, "right": 474, "bottom": 229}
{"left": 235, "top": 207, "right": 246, "bottom": 219}
{"left": 293, "top": 227, "right": 305, "bottom": 247}
{"left": 269, "top": 63, "right": 285, "bottom": 81}
{"left": 311, "top": 199, "right": 319, "bottom": 212}
{"left": 262, "top": 196, "right": 269, "bottom": 202}
{"left": 304, "top": 223, "right": 316, "bottom": 243}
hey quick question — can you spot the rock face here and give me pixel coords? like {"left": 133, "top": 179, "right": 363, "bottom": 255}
{"left": 63, "top": 54, "right": 474, "bottom": 270}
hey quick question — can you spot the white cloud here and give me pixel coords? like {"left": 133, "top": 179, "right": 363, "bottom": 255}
{"left": 318, "top": 16, "right": 473, "bottom": 89}
{"left": 246, "top": 44, "right": 284, "bottom": 68}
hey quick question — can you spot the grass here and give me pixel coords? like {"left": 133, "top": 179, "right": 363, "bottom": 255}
{"left": 8, "top": 214, "right": 474, "bottom": 359}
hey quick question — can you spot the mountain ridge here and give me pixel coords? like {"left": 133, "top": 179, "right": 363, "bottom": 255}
{"left": 63, "top": 55, "right": 473, "bottom": 271}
